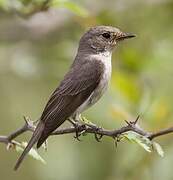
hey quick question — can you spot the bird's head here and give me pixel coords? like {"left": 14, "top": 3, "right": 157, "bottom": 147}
{"left": 79, "top": 26, "right": 136, "bottom": 53}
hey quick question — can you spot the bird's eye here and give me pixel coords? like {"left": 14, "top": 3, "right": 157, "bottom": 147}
{"left": 102, "top": 33, "right": 111, "bottom": 39}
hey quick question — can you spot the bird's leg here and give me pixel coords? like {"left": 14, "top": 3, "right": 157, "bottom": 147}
{"left": 79, "top": 115, "right": 98, "bottom": 128}
{"left": 79, "top": 115, "right": 103, "bottom": 142}
{"left": 68, "top": 118, "right": 83, "bottom": 141}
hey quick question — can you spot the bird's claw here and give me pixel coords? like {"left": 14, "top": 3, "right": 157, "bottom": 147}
{"left": 68, "top": 118, "right": 86, "bottom": 141}
{"left": 73, "top": 123, "right": 82, "bottom": 141}
{"left": 68, "top": 117, "right": 103, "bottom": 142}
{"left": 81, "top": 121, "right": 103, "bottom": 142}
{"left": 88, "top": 124, "right": 103, "bottom": 142}
{"left": 74, "top": 133, "right": 81, "bottom": 141}
{"left": 94, "top": 133, "right": 103, "bottom": 142}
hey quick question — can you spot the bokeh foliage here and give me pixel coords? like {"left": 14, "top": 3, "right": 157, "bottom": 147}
{"left": 0, "top": 0, "right": 173, "bottom": 180}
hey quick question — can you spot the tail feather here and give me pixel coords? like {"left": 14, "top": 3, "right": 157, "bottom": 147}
{"left": 37, "top": 119, "right": 67, "bottom": 149}
{"left": 14, "top": 122, "right": 44, "bottom": 171}
{"left": 37, "top": 133, "right": 49, "bottom": 149}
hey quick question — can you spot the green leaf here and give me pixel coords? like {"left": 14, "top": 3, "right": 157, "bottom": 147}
{"left": 153, "top": 142, "right": 164, "bottom": 157}
{"left": 123, "top": 132, "right": 152, "bottom": 152}
{"left": 122, "top": 132, "right": 165, "bottom": 157}
{"left": 15, "top": 142, "right": 46, "bottom": 164}
{"left": 51, "top": 0, "right": 88, "bottom": 17}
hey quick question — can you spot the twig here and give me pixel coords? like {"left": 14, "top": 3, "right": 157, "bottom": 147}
{"left": 148, "top": 126, "right": 173, "bottom": 140}
{"left": 0, "top": 116, "right": 173, "bottom": 147}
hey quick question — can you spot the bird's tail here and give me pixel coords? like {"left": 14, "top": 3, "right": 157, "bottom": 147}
{"left": 14, "top": 121, "right": 44, "bottom": 171}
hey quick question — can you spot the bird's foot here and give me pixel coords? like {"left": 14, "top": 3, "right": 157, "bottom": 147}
{"left": 68, "top": 116, "right": 103, "bottom": 142}
{"left": 92, "top": 126, "right": 103, "bottom": 142}
{"left": 68, "top": 118, "right": 85, "bottom": 141}
{"left": 79, "top": 114, "right": 98, "bottom": 128}
{"left": 79, "top": 116, "right": 103, "bottom": 142}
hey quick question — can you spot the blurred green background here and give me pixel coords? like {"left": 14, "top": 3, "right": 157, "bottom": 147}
{"left": 0, "top": 0, "right": 173, "bottom": 179}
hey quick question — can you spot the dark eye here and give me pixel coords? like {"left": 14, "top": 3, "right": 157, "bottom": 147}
{"left": 102, "top": 33, "right": 111, "bottom": 39}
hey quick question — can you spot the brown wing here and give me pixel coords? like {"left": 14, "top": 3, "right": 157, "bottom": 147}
{"left": 37, "top": 60, "right": 103, "bottom": 148}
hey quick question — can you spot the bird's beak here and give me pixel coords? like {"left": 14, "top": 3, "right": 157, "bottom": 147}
{"left": 116, "top": 32, "right": 136, "bottom": 41}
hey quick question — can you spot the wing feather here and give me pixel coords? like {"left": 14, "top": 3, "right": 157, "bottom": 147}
{"left": 37, "top": 60, "right": 103, "bottom": 147}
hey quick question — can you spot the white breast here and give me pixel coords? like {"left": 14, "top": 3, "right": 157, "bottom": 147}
{"left": 90, "top": 52, "right": 112, "bottom": 103}
{"left": 75, "top": 51, "right": 112, "bottom": 115}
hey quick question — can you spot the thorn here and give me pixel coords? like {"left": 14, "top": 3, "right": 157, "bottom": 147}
{"left": 23, "top": 116, "right": 34, "bottom": 127}
{"left": 23, "top": 115, "right": 28, "bottom": 124}
{"left": 124, "top": 120, "right": 131, "bottom": 126}
{"left": 134, "top": 115, "right": 140, "bottom": 124}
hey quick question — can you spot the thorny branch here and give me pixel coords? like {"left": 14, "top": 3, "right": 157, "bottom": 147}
{"left": 0, "top": 116, "right": 173, "bottom": 148}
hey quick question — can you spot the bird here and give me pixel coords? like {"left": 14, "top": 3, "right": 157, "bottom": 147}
{"left": 14, "top": 25, "right": 135, "bottom": 170}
